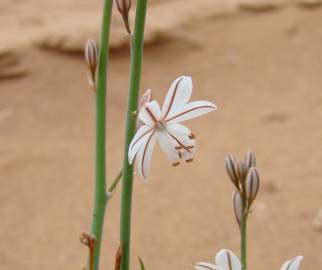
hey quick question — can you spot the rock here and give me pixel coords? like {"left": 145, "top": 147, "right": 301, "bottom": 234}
{"left": 0, "top": 49, "right": 28, "bottom": 79}
{"left": 238, "top": 0, "right": 285, "bottom": 11}
{"left": 312, "top": 208, "right": 322, "bottom": 231}
{"left": 297, "top": 0, "right": 322, "bottom": 8}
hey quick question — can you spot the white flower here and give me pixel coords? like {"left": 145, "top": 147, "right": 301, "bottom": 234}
{"left": 128, "top": 76, "right": 217, "bottom": 180}
{"left": 195, "top": 249, "right": 241, "bottom": 270}
{"left": 195, "top": 249, "right": 303, "bottom": 270}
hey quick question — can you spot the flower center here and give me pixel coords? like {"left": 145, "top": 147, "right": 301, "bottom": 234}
{"left": 156, "top": 121, "right": 167, "bottom": 132}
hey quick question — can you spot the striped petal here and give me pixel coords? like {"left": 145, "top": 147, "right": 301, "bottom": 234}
{"left": 280, "top": 256, "right": 304, "bottom": 270}
{"left": 194, "top": 262, "right": 219, "bottom": 270}
{"left": 215, "top": 249, "right": 241, "bottom": 270}
{"left": 165, "top": 101, "right": 217, "bottom": 124}
{"left": 161, "top": 76, "right": 193, "bottom": 119}
{"left": 158, "top": 131, "right": 181, "bottom": 165}
{"left": 138, "top": 100, "right": 161, "bottom": 125}
{"left": 135, "top": 130, "right": 158, "bottom": 180}
{"left": 128, "top": 125, "right": 154, "bottom": 164}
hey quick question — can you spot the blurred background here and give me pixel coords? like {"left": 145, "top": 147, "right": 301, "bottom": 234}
{"left": 1, "top": 0, "right": 322, "bottom": 269}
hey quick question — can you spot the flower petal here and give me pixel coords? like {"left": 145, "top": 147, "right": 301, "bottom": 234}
{"left": 215, "top": 249, "right": 241, "bottom": 270}
{"left": 135, "top": 130, "right": 158, "bottom": 180}
{"left": 166, "top": 122, "right": 192, "bottom": 136}
{"left": 166, "top": 123, "right": 196, "bottom": 161}
{"left": 194, "top": 262, "right": 218, "bottom": 270}
{"left": 165, "top": 101, "right": 217, "bottom": 123}
{"left": 138, "top": 100, "right": 161, "bottom": 125}
{"left": 161, "top": 76, "right": 193, "bottom": 119}
{"left": 157, "top": 131, "right": 181, "bottom": 165}
{"left": 128, "top": 125, "right": 155, "bottom": 164}
{"left": 280, "top": 256, "right": 304, "bottom": 270}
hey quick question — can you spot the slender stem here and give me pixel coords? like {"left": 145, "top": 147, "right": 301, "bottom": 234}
{"left": 108, "top": 170, "right": 123, "bottom": 193}
{"left": 120, "top": 2, "right": 148, "bottom": 270}
{"left": 240, "top": 202, "right": 248, "bottom": 270}
{"left": 90, "top": 0, "right": 113, "bottom": 270}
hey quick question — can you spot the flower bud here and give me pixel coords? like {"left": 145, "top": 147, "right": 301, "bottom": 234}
{"left": 225, "top": 154, "right": 239, "bottom": 189}
{"left": 84, "top": 39, "right": 98, "bottom": 87}
{"left": 245, "top": 167, "right": 260, "bottom": 204}
{"left": 137, "top": 89, "right": 152, "bottom": 129}
{"left": 236, "top": 161, "right": 247, "bottom": 181}
{"left": 244, "top": 151, "right": 256, "bottom": 170}
{"left": 233, "top": 191, "right": 243, "bottom": 226}
{"left": 116, "top": 0, "right": 131, "bottom": 34}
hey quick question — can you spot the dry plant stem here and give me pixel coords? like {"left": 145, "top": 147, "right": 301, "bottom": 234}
{"left": 120, "top": 2, "right": 148, "bottom": 270}
{"left": 240, "top": 201, "right": 248, "bottom": 270}
{"left": 90, "top": 0, "right": 113, "bottom": 269}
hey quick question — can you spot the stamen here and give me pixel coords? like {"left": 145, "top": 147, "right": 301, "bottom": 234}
{"left": 185, "top": 159, "right": 193, "bottom": 163}
{"left": 175, "top": 146, "right": 182, "bottom": 150}
{"left": 188, "top": 133, "right": 196, "bottom": 139}
{"left": 178, "top": 151, "right": 182, "bottom": 159}
{"left": 172, "top": 162, "right": 180, "bottom": 167}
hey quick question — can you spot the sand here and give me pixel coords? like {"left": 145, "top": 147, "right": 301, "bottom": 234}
{"left": 1, "top": 1, "right": 322, "bottom": 270}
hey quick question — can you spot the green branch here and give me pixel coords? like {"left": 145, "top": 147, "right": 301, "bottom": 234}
{"left": 120, "top": 2, "right": 148, "bottom": 270}
{"left": 90, "top": 0, "right": 113, "bottom": 270}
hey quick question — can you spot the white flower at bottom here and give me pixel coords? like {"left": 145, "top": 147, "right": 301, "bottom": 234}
{"left": 128, "top": 76, "right": 217, "bottom": 180}
{"left": 195, "top": 249, "right": 303, "bottom": 270}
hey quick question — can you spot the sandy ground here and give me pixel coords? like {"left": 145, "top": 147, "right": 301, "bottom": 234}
{"left": 1, "top": 1, "right": 322, "bottom": 270}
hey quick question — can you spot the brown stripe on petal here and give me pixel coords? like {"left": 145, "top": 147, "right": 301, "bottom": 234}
{"left": 162, "top": 77, "right": 184, "bottom": 120}
{"left": 194, "top": 264, "right": 216, "bottom": 270}
{"left": 175, "top": 146, "right": 182, "bottom": 150}
{"left": 130, "top": 128, "right": 154, "bottom": 150}
{"left": 145, "top": 106, "right": 158, "bottom": 123}
{"left": 226, "top": 250, "right": 233, "bottom": 270}
{"left": 165, "top": 130, "right": 192, "bottom": 153}
{"left": 166, "top": 105, "right": 214, "bottom": 122}
{"left": 186, "top": 145, "right": 194, "bottom": 149}
{"left": 141, "top": 130, "right": 156, "bottom": 179}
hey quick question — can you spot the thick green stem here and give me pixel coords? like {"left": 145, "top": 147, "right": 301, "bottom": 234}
{"left": 240, "top": 202, "right": 248, "bottom": 270}
{"left": 120, "top": 2, "right": 148, "bottom": 270}
{"left": 90, "top": 1, "right": 113, "bottom": 270}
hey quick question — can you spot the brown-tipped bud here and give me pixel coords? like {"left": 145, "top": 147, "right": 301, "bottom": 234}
{"left": 84, "top": 39, "right": 98, "bottom": 87}
{"left": 236, "top": 161, "right": 247, "bottom": 181}
{"left": 138, "top": 89, "right": 152, "bottom": 110}
{"left": 245, "top": 167, "right": 260, "bottom": 205}
{"left": 233, "top": 191, "right": 243, "bottom": 226}
{"left": 245, "top": 151, "right": 256, "bottom": 170}
{"left": 225, "top": 154, "right": 239, "bottom": 189}
{"left": 115, "top": 0, "right": 131, "bottom": 34}
{"left": 137, "top": 89, "right": 152, "bottom": 129}
{"left": 115, "top": 245, "right": 123, "bottom": 270}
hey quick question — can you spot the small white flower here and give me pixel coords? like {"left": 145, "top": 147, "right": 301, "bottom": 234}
{"left": 128, "top": 76, "right": 217, "bottom": 180}
{"left": 195, "top": 249, "right": 303, "bottom": 270}
{"left": 195, "top": 249, "right": 241, "bottom": 270}
{"left": 280, "top": 256, "right": 304, "bottom": 270}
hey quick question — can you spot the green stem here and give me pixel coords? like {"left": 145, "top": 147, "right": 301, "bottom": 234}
{"left": 90, "top": 0, "right": 113, "bottom": 270}
{"left": 240, "top": 202, "right": 248, "bottom": 270}
{"left": 120, "top": 2, "right": 148, "bottom": 270}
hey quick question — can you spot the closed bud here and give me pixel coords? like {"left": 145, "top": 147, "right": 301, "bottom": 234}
{"left": 245, "top": 151, "right": 256, "bottom": 170}
{"left": 225, "top": 154, "right": 239, "bottom": 189}
{"left": 233, "top": 191, "right": 243, "bottom": 226}
{"left": 236, "top": 161, "right": 247, "bottom": 181}
{"left": 245, "top": 167, "right": 260, "bottom": 205}
{"left": 116, "top": 0, "right": 131, "bottom": 34}
{"left": 137, "top": 89, "right": 152, "bottom": 129}
{"left": 84, "top": 39, "right": 98, "bottom": 88}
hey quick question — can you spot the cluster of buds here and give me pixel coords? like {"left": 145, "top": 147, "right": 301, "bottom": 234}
{"left": 225, "top": 151, "right": 260, "bottom": 226}
{"left": 115, "top": 0, "right": 132, "bottom": 34}
{"left": 84, "top": 39, "right": 98, "bottom": 90}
